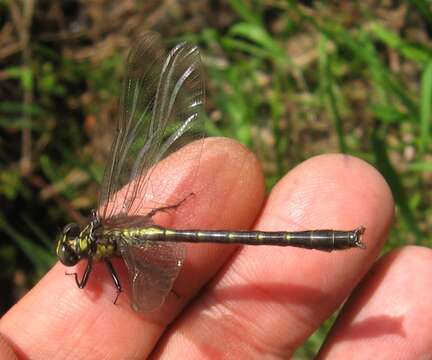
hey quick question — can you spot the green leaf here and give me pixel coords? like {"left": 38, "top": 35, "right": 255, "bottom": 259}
{"left": 21, "top": 66, "right": 34, "bottom": 91}
{"left": 0, "top": 170, "right": 22, "bottom": 200}
{"left": 372, "top": 104, "right": 409, "bottom": 124}
{"left": 7, "top": 66, "right": 34, "bottom": 91}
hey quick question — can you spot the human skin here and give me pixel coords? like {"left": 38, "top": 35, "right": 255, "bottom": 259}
{"left": 0, "top": 137, "right": 431, "bottom": 359}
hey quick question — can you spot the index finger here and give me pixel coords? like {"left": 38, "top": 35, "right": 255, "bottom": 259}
{"left": 0, "top": 138, "right": 265, "bottom": 359}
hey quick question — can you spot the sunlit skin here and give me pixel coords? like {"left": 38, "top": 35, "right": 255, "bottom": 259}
{"left": 1, "top": 139, "right": 432, "bottom": 359}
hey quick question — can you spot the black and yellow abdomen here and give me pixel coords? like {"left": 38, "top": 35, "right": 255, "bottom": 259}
{"left": 108, "top": 225, "right": 365, "bottom": 251}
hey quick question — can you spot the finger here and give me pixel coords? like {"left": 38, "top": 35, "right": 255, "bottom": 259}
{"left": 318, "top": 246, "right": 432, "bottom": 359}
{"left": 0, "top": 138, "right": 265, "bottom": 359}
{"left": 156, "top": 154, "right": 394, "bottom": 358}
{"left": 0, "top": 333, "right": 17, "bottom": 360}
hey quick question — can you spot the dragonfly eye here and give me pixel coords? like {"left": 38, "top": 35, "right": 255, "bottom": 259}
{"left": 58, "top": 243, "right": 79, "bottom": 266}
{"left": 63, "top": 223, "right": 80, "bottom": 239}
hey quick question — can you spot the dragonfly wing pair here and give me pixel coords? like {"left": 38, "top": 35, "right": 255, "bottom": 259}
{"left": 98, "top": 31, "right": 205, "bottom": 220}
{"left": 98, "top": 32, "right": 205, "bottom": 311}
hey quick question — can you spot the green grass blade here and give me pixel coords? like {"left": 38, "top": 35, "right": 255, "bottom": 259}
{"left": 21, "top": 215, "right": 53, "bottom": 249}
{"left": 368, "top": 22, "right": 432, "bottom": 65}
{"left": 410, "top": 0, "right": 432, "bottom": 25}
{"left": 420, "top": 61, "right": 432, "bottom": 154}
{"left": 0, "top": 215, "right": 55, "bottom": 277}
{"left": 228, "top": 23, "right": 286, "bottom": 62}
{"left": 318, "top": 34, "right": 347, "bottom": 153}
{"left": 228, "top": 0, "right": 262, "bottom": 25}
{"left": 409, "top": 161, "right": 432, "bottom": 171}
{"left": 372, "top": 131, "right": 421, "bottom": 238}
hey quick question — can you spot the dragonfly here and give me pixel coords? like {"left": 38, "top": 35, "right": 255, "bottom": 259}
{"left": 56, "top": 32, "right": 366, "bottom": 312}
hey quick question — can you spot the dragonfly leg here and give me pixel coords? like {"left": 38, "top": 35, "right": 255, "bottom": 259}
{"left": 65, "top": 257, "right": 93, "bottom": 289}
{"left": 104, "top": 259, "right": 122, "bottom": 304}
{"left": 147, "top": 192, "right": 195, "bottom": 218}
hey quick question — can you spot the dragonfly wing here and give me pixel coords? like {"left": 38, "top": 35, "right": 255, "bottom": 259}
{"left": 97, "top": 32, "right": 205, "bottom": 220}
{"left": 118, "top": 236, "right": 186, "bottom": 312}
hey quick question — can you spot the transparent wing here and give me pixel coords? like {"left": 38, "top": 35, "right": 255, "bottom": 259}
{"left": 98, "top": 32, "right": 205, "bottom": 220}
{"left": 117, "top": 236, "right": 186, "bottom": 312}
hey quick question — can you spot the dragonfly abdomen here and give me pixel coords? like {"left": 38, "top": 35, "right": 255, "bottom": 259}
{"left": 127, "top": 225, "right": 365, "bottom": 251}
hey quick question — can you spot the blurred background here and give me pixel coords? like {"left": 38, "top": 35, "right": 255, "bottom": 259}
{"left": 0, "top": 0, "right": 431, "bottom": 356}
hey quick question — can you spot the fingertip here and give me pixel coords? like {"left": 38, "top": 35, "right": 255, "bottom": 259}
{"left": 320, "top": 246, "right": 432, "bottom": 358}
{"left": 260, "top": 154, "right": 394, "bottom": 254}
{"left": 174, "top": 137, "right": 266, "bottom": 229}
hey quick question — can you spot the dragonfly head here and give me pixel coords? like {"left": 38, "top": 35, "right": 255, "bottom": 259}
{"left": 56, "top": 223, "right": 82, "bottom": 266}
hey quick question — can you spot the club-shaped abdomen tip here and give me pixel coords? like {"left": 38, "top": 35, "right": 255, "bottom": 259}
{"left": 353, "top": 226, "right": 366, "bottom": 249}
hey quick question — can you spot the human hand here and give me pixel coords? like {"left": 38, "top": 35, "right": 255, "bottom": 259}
{"left": 1, "top": 138, "right": 430, "bottom": 359}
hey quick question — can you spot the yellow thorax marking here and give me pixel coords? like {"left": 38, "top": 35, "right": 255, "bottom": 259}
{"left": 78, "top": 222, "right": 93, "bottom": 252}
{"left": 55, "top": 237, "right": 62, "bottom": 256}
{"left": 95, "top": 243, "right": 115, "bottom": 260}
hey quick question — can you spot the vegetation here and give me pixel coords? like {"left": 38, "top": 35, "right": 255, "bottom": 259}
{"left": 1, "top": 0, "right": 431, "bottom": 356}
